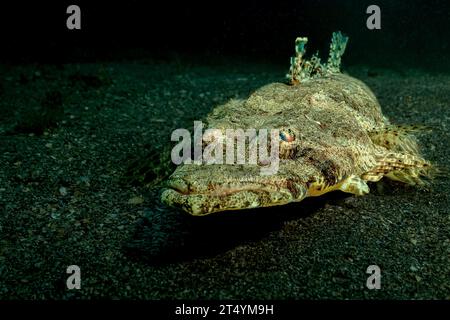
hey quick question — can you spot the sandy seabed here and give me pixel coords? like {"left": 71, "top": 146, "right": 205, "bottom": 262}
{"left": 0, "top": 60, "right": 449, "bottom": 299}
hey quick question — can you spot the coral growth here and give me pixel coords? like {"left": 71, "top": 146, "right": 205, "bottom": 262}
{"left": 286, "top": 31, "right": 349, "bottom": 84}
{"left": 327, "top": 31, "right": 349, "bottom": 73}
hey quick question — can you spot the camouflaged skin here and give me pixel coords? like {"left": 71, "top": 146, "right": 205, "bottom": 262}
{"left": 161, "top": 73, "right": 430, "bottom": 215}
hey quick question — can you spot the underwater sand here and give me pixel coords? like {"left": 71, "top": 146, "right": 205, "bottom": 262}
{"left": 0, "top": 60, "right": 449, "bottom": 299}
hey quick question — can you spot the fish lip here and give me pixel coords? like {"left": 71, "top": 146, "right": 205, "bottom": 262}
{"left": 166, "top": 184, "right": 189, "bottom": 195}
{"left": 164, "top": 184, "right": 245, "bottom": 197}
{"left": 161, "top": 187, "right": 263, "bottom": 215}
{"left": 165, "top": 179, "right": 270, "bottom": 197}
{"left": 164, "top": 178, "right": 190, "bottom": 195}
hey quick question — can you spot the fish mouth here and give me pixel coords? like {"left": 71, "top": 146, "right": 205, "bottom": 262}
{"left": 161, "top": 172, "right": 307, "bottom": 216}
{"left": 165, "top": 178, "right": 271, "bottom": 197}
{"left": 165, "top": 178, "right": 190, "bottom": 195}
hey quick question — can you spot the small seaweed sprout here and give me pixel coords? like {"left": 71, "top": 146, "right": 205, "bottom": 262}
{"left": 287, "top": 31, "right": 348, "bottom": 85}
{"left": 326, "top": 31, "right": 349, "bottom": 74}
{"left": 287, "top": 37, "right": 309, "bottom": 85}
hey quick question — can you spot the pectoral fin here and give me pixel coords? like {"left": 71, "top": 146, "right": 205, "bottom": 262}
{"left": 337, "top": 175, "right": 370, "bottom": 196}
{"left": 362, "top": 152, "right": 433, "bottom": 186}
{"left": 307, "top": 174, "right": 369, "bottom": 197}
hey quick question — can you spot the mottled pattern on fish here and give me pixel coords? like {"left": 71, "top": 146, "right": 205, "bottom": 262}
{"left": 161, "top": 36, "right": 434, "bottom": 216}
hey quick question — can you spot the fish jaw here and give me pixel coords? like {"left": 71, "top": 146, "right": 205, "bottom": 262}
{"left": 160, "top": 164, "right": 308, "bottom": 216}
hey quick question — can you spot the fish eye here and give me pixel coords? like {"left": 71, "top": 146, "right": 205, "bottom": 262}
{"left": 280, "top": 129, "right": 295, "bottom": 142}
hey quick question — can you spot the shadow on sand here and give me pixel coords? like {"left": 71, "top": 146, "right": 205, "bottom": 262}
{"left": 124, "top": 191, "right": 351, "bottom": 265}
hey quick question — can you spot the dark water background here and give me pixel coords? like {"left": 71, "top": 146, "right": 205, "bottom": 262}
{"left": 1, "top": 0, "right": 449, "bottom": 69}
